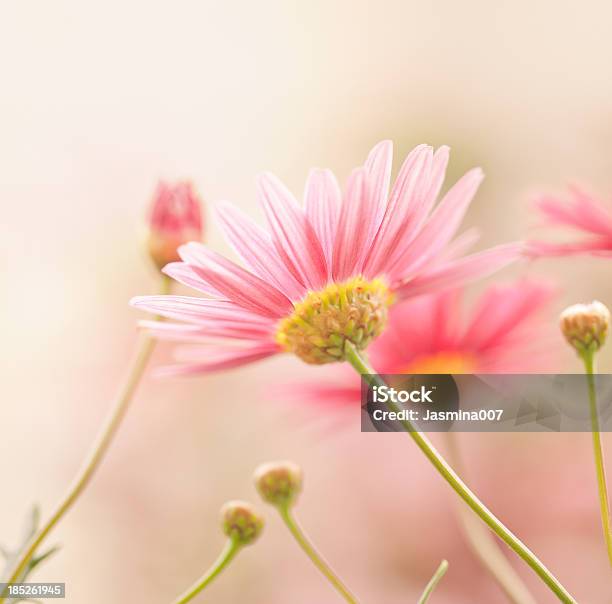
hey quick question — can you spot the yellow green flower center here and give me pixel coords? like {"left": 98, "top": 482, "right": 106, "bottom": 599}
{"left": 276, "top": 277, "right": 393, "bottom": 364}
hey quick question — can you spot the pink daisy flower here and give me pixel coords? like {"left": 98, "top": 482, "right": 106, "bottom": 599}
{"left": 528, "top": 187, "right": 612, "bottom": 257}
{"left": 301, "top": 280, "right": 556, "bottom": 407}
{"left": 146, "top": 181, "right": 204, "bottom": 269}
{"left": 370, "top": 281, "right": 555, "bottom": 374}
{"left": 131, "top": 142, "right": 520, "bottom": 375}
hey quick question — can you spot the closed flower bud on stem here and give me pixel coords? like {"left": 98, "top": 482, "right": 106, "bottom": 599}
{"left": 562, "top": 301, "right": 612, "bottom": 567}
{"left": 254, "top": 461, "right": 303, "bottom": 508}
{"left": 560, "top": 301, "right": 610, "bottom": 356}
{"left": 171, "top": 502, "right": 262, "bottom": 604}
{"left": 146, "top": 181, "right": 204, "bottom": 270}
{"left": 220, "top": 500, "right": 264, "bottom": 546}
{"left": 254, "top": 461, "right": 358, "bottom": 603}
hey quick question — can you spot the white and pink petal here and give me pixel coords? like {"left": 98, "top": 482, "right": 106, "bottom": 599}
{"left": 214, "top": 201, "right": 305, "bottom": 299}
{"left": 257, "top": 173, "right": 328, "bottom": 290}
{"left": 386, "top": 168, "right": 484, "bottom": 281}
{"left": 304, "top": 168, "right": 341, "bottom": 273}
{"left": 363, "top": 145, "right": 434, "bottom": 278}
{"left": 394, "top": 242, "right": 522, "bottom": 299}
{"left": 177, "top": 243, "right": 293, "bottom": 318}
{"left": 156, "top": 343, "right": 280, "bottom": 376}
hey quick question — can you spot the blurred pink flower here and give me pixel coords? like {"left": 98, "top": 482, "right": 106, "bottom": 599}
{"left": 146, "top": 181, "right": 204, "bottom": 269}
{"left": 132, "top": 142, "right": 520, "bottom": 375}
{"left": 300, "top": 280, "right": 556, "bottom": 407}
{"left": 528, "top": 187, "right": 612, "bottom": 257}
{"left": 372, "top": 280, "right": 555, "bottom": 373}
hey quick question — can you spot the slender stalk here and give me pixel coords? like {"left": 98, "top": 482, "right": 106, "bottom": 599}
{"left": 444, "top": 433, "right": 536, "bottom": 604}
{"left": 171, "top": 538, "right": 241, "bottom": 604}
{"left": 417, "top": 559, "right": 448, "bottom": 604}
{"left": 278, "top": 504, "right": 359, "bottom": 604}
{"left": 344, "top": 341, "right": 577, "bottom": 604}
{"left": 0, "top": 276, "right": 171, "bottom": 601}
{"left": 581, "top": 350, "right": 612, "bottom": 566}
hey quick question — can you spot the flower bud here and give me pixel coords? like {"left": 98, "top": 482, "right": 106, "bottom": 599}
{"left": 560, "top": 301, "right": 610, "bottom": 354}
{"left": 220, "top": 501, "right": 264, "bottom": 546}
{"left": 146, "top": 181, "right": 203, "bottom": 270}
{"left": 254, "top": 461, "right": 303, "bottom": 507}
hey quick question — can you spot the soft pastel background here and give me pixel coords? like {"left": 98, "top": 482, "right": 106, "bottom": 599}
{"left": 1, "top": 1, "right": 612, "bottom": 602}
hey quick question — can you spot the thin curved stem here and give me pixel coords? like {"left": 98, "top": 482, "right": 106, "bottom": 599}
{"left": 171, "top": 539, "right": 241, "bottom": 604}
{"left": 444, "top": 432, "right": 537, "bottom": 604}
{"left": 344, "top": 341, "right": 577, "bottom": 604}
{"left": 581, "top": 351, "right": 612, "bottom": 566}
{"left": 418, "top": 559, "right": 448, "bottom": 604}
{"left": 278, "top": 504, "right": 359, "bottom": 604}
{"left": 0, "top": 276, "right": 171, "bottom": 601}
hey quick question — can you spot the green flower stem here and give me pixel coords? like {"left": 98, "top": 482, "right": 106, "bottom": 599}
{"left": 0, "top": 276, "right": 171, "bottom": 603}
{"left": 444, "top": 433, "right": 536, "bottom": 604}
{"left": 171, "top": 538, "right": 241, "bottom": 604}
{"left": 278, "top": 504, "right": 359, "bottom": 604}
{"left": 344, "top": 341, "right": 577, "bottom": 604}
{"left": 581, "top": 350, "right": 612, "bottom": 566}
{"left": 418, "top": 559, "right": 448, "bottom": 604}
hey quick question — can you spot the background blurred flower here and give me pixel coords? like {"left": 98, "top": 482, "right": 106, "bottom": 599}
{"left": 373, "top": 280, "right": 556, "bottom": 374}
{"left": 529, "top": 188, "right": 612, "bottom": 258}
{"left": 146, "top": 181, "right": 204, "bottom": 270}
{"left": 132, "top": 142, "right": 519, "bottom": 375}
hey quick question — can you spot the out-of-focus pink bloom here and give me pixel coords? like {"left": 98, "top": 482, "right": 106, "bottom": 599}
{"left": 528, "top": 188, "right": 612, "bottom": 258}
{"left": 300, "top": 280, "right": 556, "bottom": 407}
{"left": 372, "top": 280, "right": 555, "bottom": 373}
{"left": 146, "top": 181, "right": 204, "bottom": 269}
{"left": 132, "top": 142, "right": 520, "bottom": 375}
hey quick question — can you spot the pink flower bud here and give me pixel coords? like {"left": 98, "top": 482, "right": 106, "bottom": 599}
{"left": 146, "top": 181, "right": 204, "bottom": 270}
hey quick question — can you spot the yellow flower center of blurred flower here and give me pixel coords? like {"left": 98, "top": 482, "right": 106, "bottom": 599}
{"left": 276, "top": 277, "right": 393, "bottom": 364}
{"left": 405, "top": 351, "right": 477, "bottom": 374}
